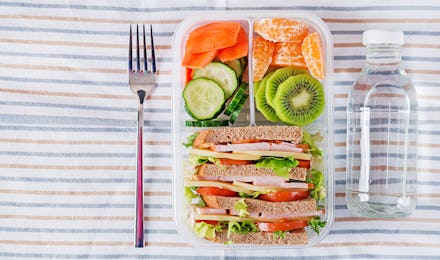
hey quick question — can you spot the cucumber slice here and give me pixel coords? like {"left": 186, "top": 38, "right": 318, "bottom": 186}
{"left": 193, "top": 62, "right": 238, "bottom": 99}
{"left": 229, "top": 94, "right": 248, "bottom": 125}
{"left": 224, "top": 82, "right": 248, "bottom": 116}
{"left": 185, "top": 119, "right": 229, "bottom": 127}
{"left": 183, "top": 78, "right": 225, "bottom": 120}
{"left": 224, "top": 59, "right": 243, "bottom": 79}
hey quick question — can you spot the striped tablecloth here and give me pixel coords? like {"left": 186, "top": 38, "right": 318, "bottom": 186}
{"left": 0, "top": 0, "right": 439, "bottom": 259}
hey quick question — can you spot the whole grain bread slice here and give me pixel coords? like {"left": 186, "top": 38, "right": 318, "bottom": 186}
{"left": 197, "top": 164, "right": 308, "bottom": 181}
{"left": 193, "top": 126, "right": 303, "bottom": 148}
{"left": 212, "top": 228, "right": 308, "bottom": 245}
{"left": 202, "top": 196, "right": 317, "bottom": 215}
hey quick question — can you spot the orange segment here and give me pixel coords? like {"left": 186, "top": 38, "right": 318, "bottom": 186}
{"left": 252, "top": 35, "right": 275, "bottom": 81}
{"left": 271, "top": 42, "right": 307, "bottom": 68}
{"left": 254, "top": 18, "right": 309, "bottom": 42}
{"left": 301, "top": 32, "right": 324, "bottom": 80}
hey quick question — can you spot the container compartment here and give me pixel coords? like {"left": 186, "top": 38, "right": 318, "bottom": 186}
{"left": 172, "top": 11, "right": 334, "bottom": 249}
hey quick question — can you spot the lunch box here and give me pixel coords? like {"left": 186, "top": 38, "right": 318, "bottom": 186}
{"left": 172, "top": 11, "right": 334, "bottom": 248}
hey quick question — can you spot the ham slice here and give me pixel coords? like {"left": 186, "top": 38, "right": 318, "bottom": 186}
{"left": 252, "top": 177, "right": 313, "bottom": 189}
{"left": 251, "top": 176, "right": 289, "bottom": 186}
{"left": 228, "top": 209, "right": 324, "bottom": 220}
{"left": 260, "top": 210, "right": 324, "bottom": 220}
{"left": 213, "top": 142, "right": 270, "bottom": 152}
{"left": 277, "top": 182, "right": 312, "bottom": 189}
{"left": 212, "top": 142, "right": 303, "bottom": 153}
{"left": 229, "top": 209, "right": 259, "bottom": 218}
{"left": 194, "top": 175, "right": 311, "bottom": 189}
{"left": 195, "top": 207, "right": 228, "bottom": 215}
{"left": 252, "top": 178, "right": 312, "bottom": 189}
{"left": 270, "top": 142, "right": 303, "bottom": 153}
{"left": 195, "top": 174, "right": 287, "bottom": 184}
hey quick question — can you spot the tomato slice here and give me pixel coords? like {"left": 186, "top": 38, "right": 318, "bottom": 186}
{"left": 184, "top": 68, "right": 194, "bottom": 85}
{"left": 259, "top": 190, "right": 310, "bottom": 202}
{"left": 295, "top": 143, "right": 310, "bottom": 150}
{"left": 196, "top": 187, "right": 238, "bottom": 197}
{"left": 218, "top": 158, "right": 253, "bottom": 165}
{"left": 297, "top": 160, "right": 311, "bottom": 168}
{"left": 257, "top": 220, "right": 308, "bottom": 232}
{"left": 195, "top": 220, "right": 219, "bottom": 225}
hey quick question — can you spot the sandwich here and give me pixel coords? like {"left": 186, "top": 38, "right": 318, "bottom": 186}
{"left": 183, "top": 125, "right": 326, "bottom": 245}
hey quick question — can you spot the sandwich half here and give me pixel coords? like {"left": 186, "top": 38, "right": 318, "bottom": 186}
{"left": 183, "top": 125, "right": 326, "bottom": 245}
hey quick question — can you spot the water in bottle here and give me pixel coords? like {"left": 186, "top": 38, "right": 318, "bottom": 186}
{"left": 346, "top": 30, "right": 418, "bottom": 218}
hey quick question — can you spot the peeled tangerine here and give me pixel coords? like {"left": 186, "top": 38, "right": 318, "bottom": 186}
{"left": 254, "top": 18, "right": 309, "bottom": 43}
{"left": 271, "top": 42, "right": 307, "bottom": 68}
{"left": 252, "top": 36, "right": 275, "bottom": 82}
{"left": 301, "top": 32, "right": 324, "bottom": 80}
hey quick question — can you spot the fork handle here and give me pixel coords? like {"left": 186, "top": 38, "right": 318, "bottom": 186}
{"left": 135, "top": 92, "right": 145, "bottom": 247}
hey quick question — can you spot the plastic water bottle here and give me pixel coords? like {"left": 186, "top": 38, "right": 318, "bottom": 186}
{"left": 346, "top": 30, "right": 418, "bottom": 218}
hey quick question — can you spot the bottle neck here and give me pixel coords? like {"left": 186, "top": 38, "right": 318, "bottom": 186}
{"left": 365, "top": 44, "right": 402, "bottom": 70}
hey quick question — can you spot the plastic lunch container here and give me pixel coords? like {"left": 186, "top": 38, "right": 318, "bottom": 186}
{"left": 172, "top": 11, "right": 335, "bottom": 248}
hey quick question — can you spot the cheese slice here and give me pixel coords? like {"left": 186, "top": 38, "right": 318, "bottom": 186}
{"left": 188, "top": 148, "right": 312, "bottom": 161}
{"left": 194, "top": 214, "right": 254, "bottom": 222}
{"left": 232, "top": 150, "right": 312, "bottom": 161}
{"left": 188, "top": 147, "right": 261, "bottom": 160}
{"left": 232, "top": 181, "right": 311, "bottom": 192}
{"left": 184, "top": 180, "right": 252, "bottom": 194}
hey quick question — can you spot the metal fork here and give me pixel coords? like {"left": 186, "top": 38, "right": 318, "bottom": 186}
{"left": 128, "top": 24, "right": 157, "bottom": 248}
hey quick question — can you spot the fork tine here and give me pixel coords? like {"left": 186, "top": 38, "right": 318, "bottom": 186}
{"left": 128, "top": 25, "right": 132, "bottom": 71}
{"left": 150, "top": 24, "right": 156, "bottom": 73}
{"left": 136, "top": 24, "right": 140, "bottom": 72}
{"left": 142, "top": 25, "right": 148, "bottom": 72}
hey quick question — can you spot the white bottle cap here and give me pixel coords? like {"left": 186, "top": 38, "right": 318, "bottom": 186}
{"left": 362, "top": 29, "right": 404, "bottom": 46}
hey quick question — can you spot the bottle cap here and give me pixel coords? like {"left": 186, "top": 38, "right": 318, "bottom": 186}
{"left": 362, "top": 29, "right": 404, "bottom": 46}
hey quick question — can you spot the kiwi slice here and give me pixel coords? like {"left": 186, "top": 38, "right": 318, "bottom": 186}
{"left": 265, "top": 67, "right": 308, "bottom": 107}
{"left": 273, "top": 74, "right": 325, "bottom": 126}
{"left": 255, "top": 72, "right": 280, "bottom": 122}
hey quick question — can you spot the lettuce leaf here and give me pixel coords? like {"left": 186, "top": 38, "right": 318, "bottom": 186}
{"left": 239, "top": 188, "right": 275, "bottom": 199}
{"left": 255, "top": 156, "right": 299, "bottom": 180}
{"left": 224, "top": 240, "right": 233, "bottom": 245}
{"left": 238, "top": 191, "right": 261, "bottom": 199}
{"left": 194, "top": 221, "right": 224, "bottom": 239}
{"left": 182, "top": 132, "right": 198, "bottom": 148}
{"left": 184, "top": 186, "right": 205, "bottom": 207}
{"left": 302, "top": 131, "right": 322, "bottom": 157}
{"left": 308, "top": 216, "right": 326, "bottom": 235}
{"left": 226, "top": 220, "right": 258, "bottom": 243}
{"left": 189, "top": 155, "right": 220, "bottom": 166}
{"left": 233, "top": 198, "right": 249, "bottom": 217}
{"left": 273, "top": 230, "right": 287, "bottom": 239}
{"left": 306, "top": 169, "right": 326, "bottom": 203}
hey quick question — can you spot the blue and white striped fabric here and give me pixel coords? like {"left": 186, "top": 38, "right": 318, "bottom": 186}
{"left": 0, "top": 0, "right": 439, "bottom": 259}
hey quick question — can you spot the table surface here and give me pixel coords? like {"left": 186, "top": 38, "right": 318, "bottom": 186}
{"left": 0, "top": 0, "right": 439, "bottom": 259}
